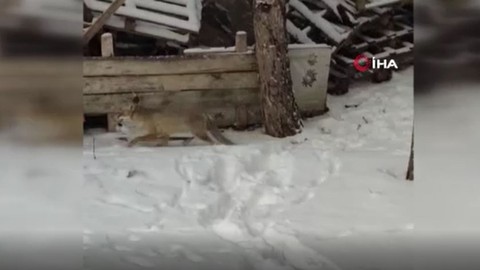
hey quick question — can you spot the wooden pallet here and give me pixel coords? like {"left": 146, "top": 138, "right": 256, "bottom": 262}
{"left": 84, "top": 0, "right": 201, "bottom": 44}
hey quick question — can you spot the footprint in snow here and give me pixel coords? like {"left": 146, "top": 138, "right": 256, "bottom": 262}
{"left": 171, "top": 245, "right": 205, "bottom": 263}
{"left": 128, "top": 234, "right": 141, "bottom": 242}
{"left": 124, "top": 255, "right": 155, "bottom": 268}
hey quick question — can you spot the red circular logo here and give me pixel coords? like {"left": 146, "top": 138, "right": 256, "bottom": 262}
{"left": 353, "top": 54, "right": 371, "bottom": 72}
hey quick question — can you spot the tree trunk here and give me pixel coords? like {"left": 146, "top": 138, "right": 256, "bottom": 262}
{"left": 406, "top": 130, "right": 414, "bottom": 181}
{"left": 252, "top": 0, "right": 302, "bottom": 137}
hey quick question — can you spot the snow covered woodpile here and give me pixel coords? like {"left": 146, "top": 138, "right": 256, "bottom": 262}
{"left": 286, "top": 0, "right": 413, "bottom": 94}
{"left": 190, "top": 0, "right": 413, "bottom": 94}
{"left": 84, "top": 0, "right": 202, "bottom": 44}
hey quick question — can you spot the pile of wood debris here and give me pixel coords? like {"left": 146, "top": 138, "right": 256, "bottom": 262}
{"left": 286, "top": 0, "right": 413, "bottom": 94}
{"left": 81, "top": 0, "right": 413, "bottom": 94}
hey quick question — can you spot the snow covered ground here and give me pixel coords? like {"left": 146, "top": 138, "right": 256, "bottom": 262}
{"left": 82, "top": 68, "right": 413, "bottom": 270}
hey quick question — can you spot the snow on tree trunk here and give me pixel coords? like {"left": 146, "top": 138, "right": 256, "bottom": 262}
{"left": 253, "top": 0, "right": 302, "bottom": 138}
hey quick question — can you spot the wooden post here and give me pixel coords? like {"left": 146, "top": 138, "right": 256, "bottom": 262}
{"left": 107, "top": 113, "right": 118, "bottom": 132}
{"left": 235, "top": 31, "right": 248, "bottom": 52}
{"left": 83, "top": 0, "right": 126, "bottom": 45}
{"left": 253, "top": 0, "right": 302, "bottom": 137}
{"left": 234, "top": 31, "right": 248, "bottom": 130}
{"left": 102, "top": 31, "right": 116, "bottom": 132}
{"left": 101, "top": 33, "right": 114, "bottom": 57}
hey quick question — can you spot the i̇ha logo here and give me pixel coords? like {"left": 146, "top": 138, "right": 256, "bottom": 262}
{"left": 353, "top": 54, "right": 398, "bottom": 72}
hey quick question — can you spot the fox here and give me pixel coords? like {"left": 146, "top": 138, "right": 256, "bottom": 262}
{"left": 116, "top": 96, "right": 234, "bottom": 147}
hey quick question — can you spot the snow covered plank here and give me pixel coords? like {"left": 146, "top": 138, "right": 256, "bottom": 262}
{"left": 289, "top": 0, "right": 347, "bottom": 44}
{"left": 84, "top": 54, "right": 258, "bottom": 77}
{"left": 287, "top": 20, "right": 315, "bottom": 44}
{"left": 365, "top": 0, "right": 400, "bottom": 10}
{"left": 84, "top": 0, "right": 201, "bottom": 33}
{"left": 84, "top": 72, "right": 259, "bottom": 94}
{"left": 92, "top": 13, "right": 190, "bottom": 44}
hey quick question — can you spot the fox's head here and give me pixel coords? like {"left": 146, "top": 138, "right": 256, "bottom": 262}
{"left": 115, "top": 113, "right": 133, "bottom": 134}
{"left": 116, "top": 94, "right": 140, "bottom": 133}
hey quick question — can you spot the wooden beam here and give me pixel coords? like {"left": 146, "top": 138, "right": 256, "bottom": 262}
{"left": 83, "top": 54, "right": 258, "bottom": 77}
{"left": 84, "top": 72, "right": 259, "bottom": 94}
{"left": 83, "top": 0, "right": 126, "bottom": 45}
{"left": 83, "top": 89, "right": 262, "bottom": 128}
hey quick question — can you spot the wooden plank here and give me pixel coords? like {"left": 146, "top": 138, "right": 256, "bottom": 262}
{"left": 83, "top": 0, "right": 126, "bottom": 45}
{"left": 83, "top": 90, "right": 324, "bottom": 125}
{"left": 84, "top": 72, "right": 259, "bottom": 94}
{"left": 83, "top": 53, "right": 258, "bottom": 76}
{"left": 83, "top": 89, "right": 261, "bottom": 127}
{"left": 84, "top": 89, "right": 260, "bottom": 114}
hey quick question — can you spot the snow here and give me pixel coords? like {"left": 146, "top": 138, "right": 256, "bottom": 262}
{"left": 82, "top": 68, "right": 414, "bottom": 269}
{"left": 287, "top": 20, "right": 315, "bottom": 44}
{"left": 185, "top": 44, "right": 330, "bottom": 54}
{"left": 365, "top": 0, "right": 400, "bottom": 10}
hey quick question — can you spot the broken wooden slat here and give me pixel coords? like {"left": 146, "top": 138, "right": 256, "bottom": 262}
{"left": 84, "top": 72, "right": 259, "bottom": 94}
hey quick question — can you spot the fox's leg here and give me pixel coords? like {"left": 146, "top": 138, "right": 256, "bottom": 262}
{"left": 128, "top": 133, "right": 165, "bottom": 147}
{"left": 182, "top": 137, "right": 195, "bottom": 146}
{"left": 191, "top": 129, "right": 215, "bottom": 145}
{"left": 153, "top": 134, "right": 170, "bottom": 147}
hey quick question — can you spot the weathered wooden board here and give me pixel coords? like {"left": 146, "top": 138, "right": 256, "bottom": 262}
{"left": 84, "top": 72, "right": 259, "bottom": 94}
{"left": 84, "top": 88, "right": 260, "bottom": 114}
{"left": 84, "top": 88, "right": 262, "bottom": 127}
{"left": 83, "top": 53, "right": 258, "bottom": 77}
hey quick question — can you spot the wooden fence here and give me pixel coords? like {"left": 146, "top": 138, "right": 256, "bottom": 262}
{"left": 84, "top": 33, "right": 332, "bottom": 130}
